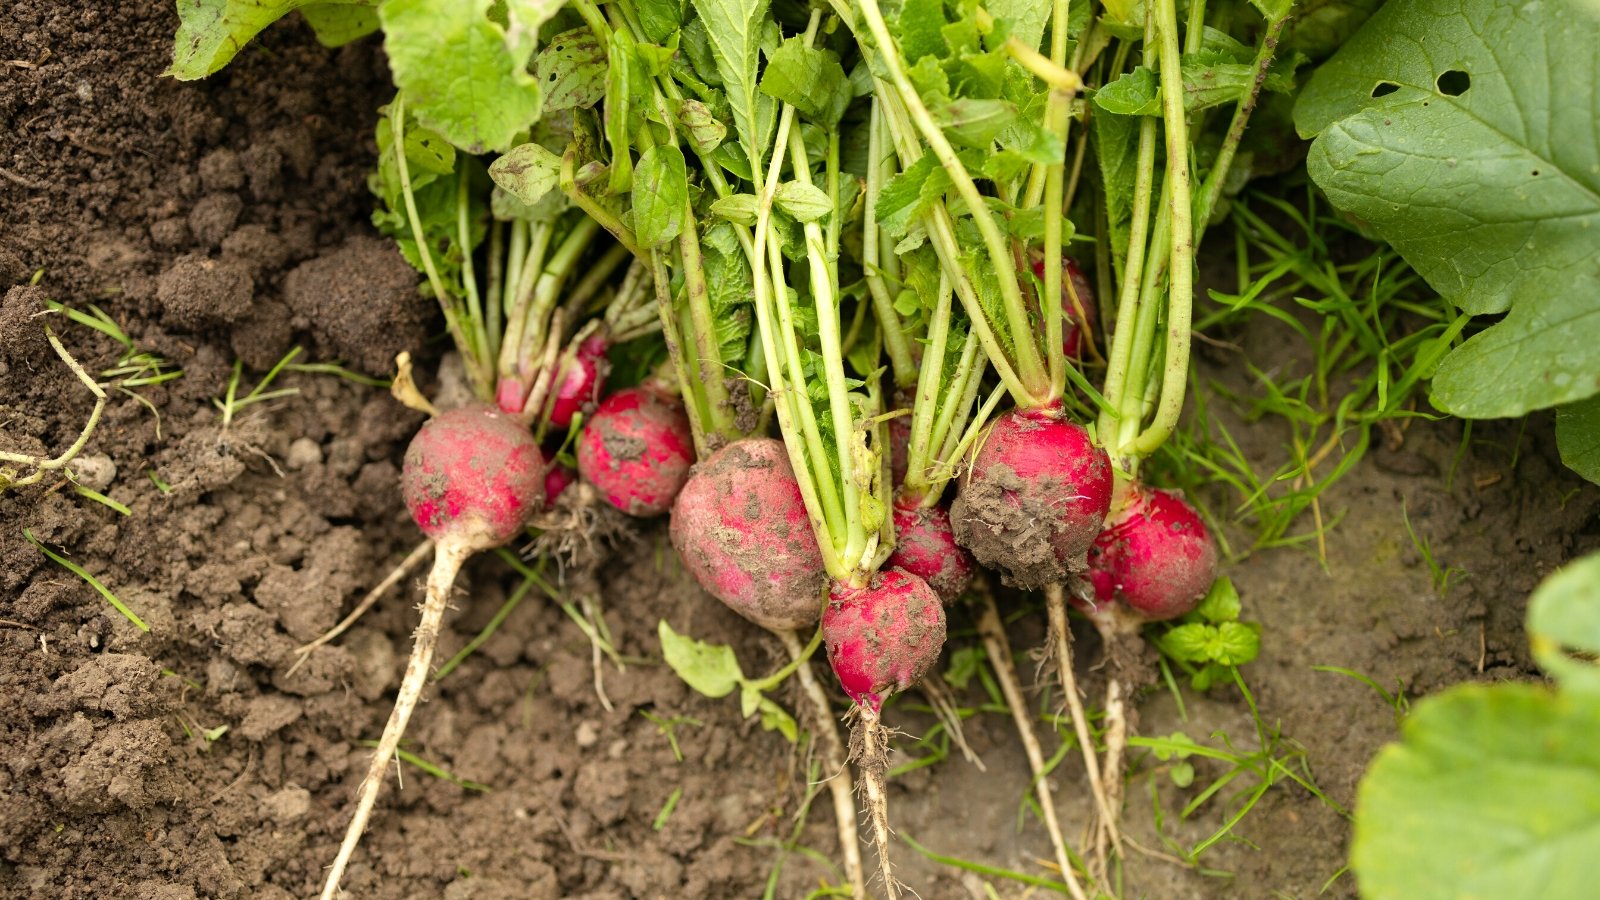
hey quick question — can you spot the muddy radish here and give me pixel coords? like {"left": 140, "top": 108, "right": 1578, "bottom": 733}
{"left": 577, "top": 383, "right": 695, "bottom": 517}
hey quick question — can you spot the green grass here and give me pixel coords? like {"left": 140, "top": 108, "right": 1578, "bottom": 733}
{"left": 1155, "top": 183, "right": 1465, "bottom": 563}
{"left": 358, "top": 740, "right": 490, "bottom": 792}
{"left": 215, "top": 347, "right": 304, "bottom": 428}
{"left": 23, "top": 528, "right": 149, "bottom": 631}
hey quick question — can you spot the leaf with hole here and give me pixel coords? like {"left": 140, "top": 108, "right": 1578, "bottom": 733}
{"left": 1528, "top": 553, "right": 1600, "bottom": 696}
{"left": 1295, "top": 0, "right": 1600, "bottom": 421}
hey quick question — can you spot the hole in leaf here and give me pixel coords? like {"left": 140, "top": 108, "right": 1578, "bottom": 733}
{"left": 1436, "top": 70, "right": 1470, "bottom": 96}
{"left": 1370, "top": 81, "right": 1400, "bottom": 98}
{"left": 1532, "top": 169, "right": 1541, "bottom": 176}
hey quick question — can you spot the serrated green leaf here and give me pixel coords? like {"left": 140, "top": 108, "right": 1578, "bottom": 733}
{"left": 774, "top": 181, "right": 832, "bottom": 223}
{"left": 1352, "top": 684, "right": 1600, "bottom": 900}
{"left": 1094, "top": 66, "right": 1160, "bottom": 116}
{"left": 875, "top": 154, "right": 951, "bottom": 238}
{"left": 1528, "top": 552, "right": 1600, "bottom": 695}
{"left": 1295, "top": 0, "right": 1600, "bottom": 419}
{"left": 658, "top": 620, "right": 743, "bottom": 698}
{"left": 300, "top": 4, "right": 379, "bottom": 47}
{"left": 710, "top": 193, "right": 760, "bottom": 225}
{"left": 168, "top": 0, "right": 364, "bottom": 78}
{"left": 536, "top": 27, "right": 608, "bottom": 113}
{"left": 1159, "top": 623, "right": 1213, "bottom": 663}
{"left": 380, "top": 0, "right": 546, "bottom": 153}
{"left": 988, "top": 0, "right": 1049, "bottom": 51}
{"left": 1212, "top": 622, "right": 1260, "bottom": 666}
{"left": 637, "top": 0, "right": 685, "bottom": 43}
{"left": 931, "top": 98, "right": 1017, "bottom": 148}
{"left": 488, "top": 142, "right": 562, "bottom": 207}
{"left": 1557, "top": 397, "right": 1600, "bottom": 485}
{"left": 760, "top": 36, "right": 850, "bottom": 125}
{"left": 897, "top": 0, "right": 949, "bottom": 64}
{"left": 633, "top": 144, "right": 689, "bottom": 246}
{"left": 689, "top": 0, "right": 774, "bottom": 174}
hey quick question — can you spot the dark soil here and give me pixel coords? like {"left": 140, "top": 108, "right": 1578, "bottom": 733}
{"left": 3, "top": 3, "right": 1597, "bottom": 899}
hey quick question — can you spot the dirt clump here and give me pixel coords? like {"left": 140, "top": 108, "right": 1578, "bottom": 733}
{"left": 283, "top": 235, "right": 431, "bottom": 377}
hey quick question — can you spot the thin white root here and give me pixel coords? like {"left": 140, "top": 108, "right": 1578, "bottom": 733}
{"left": 319, "top": 540, "right": 469, "bottom": 900}
{"left": 1045, "top": 583, "right": 1120, "bottom": 869}
{"left": 1098, "top": 677, "right": 1129, "bottom": 875}
{"left": 919, "top": 676, "right": 985, "bottom": 771}
{"left": 779, "top": 629, "right": 866, "bottom": 900}
{"left": 287, "top": 540, "right": 435, "bottom": 678}
{"left": 853, "top": 707, "right": 901, "bottom": 900}
{"left": 977, "top": 592, "right": 1090, "bottom": 900}
{"left": 580, "top": 590, "right": 614, "bottom": 712}
{"left": 0, "top": 324, "right": 107, "bottom": 491}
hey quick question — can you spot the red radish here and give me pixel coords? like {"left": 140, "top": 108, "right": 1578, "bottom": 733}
{"left": 324, "top": 404, "right": 545, "bottom": 899}
{"left": 1087, "top": 485, "right": 1217, "bottom": 621}
{"left": 577, "top": 384, "right": 694, "bottom": 517}
{"left": 1032, "top": 257, "right": 1097, "bottom": 359}
{"left": 548, "top": 333, "right": 611, "bottom": 429}
{"left": 540, "top": 447, "right": 577, "bottom": 504}
{"left": 951, "top": 406, "right": 1113, "bottom": 589}
{"left": 886, "top": 501, "right": 974, "bottom": 604}
{"left": 822, "top": 568, "right": 946, "bottom": 711}
{"left": 670, "top": 438, "right": 828, "bottom": 630}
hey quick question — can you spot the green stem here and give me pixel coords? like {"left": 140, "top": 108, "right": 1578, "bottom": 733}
{"left": 924, "top": 329, "right": 986, "bottom": 506}
{"left": 676, "top": 203, "right": 738, "bottom": 440}
{"left": 901, "top": 271, "right": 953, "bottom": 503}
{"left": 485, "top": 221, "right": 504, "bottom": 365}
{"left": 1097, "top": 115, "right": 1159, "bottom": 440}
{"left": 1193, "top": 15, "right": 1286, "bottom": 242}
{"left": 852, "top": 0, "right": 1049, "bottom": 402}
{"left": 456, "top": 164, "right": 490, "bottom": 386}
{"left": 650, "top": 250, "right": 711, "bottom": 458}
{"left": 1132, "top": 0, "right": 1196, "bottom": 457}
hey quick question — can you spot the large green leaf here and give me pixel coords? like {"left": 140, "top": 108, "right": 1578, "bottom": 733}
{"left": 168, "top": 0, "right": 369, "bottom": 78}
{"left": 1528, "top": 553, "right": 1600, "bottom": 696}
{"left": 1352, "top": 684, "right": 1600, "bottom": 900}
{"left": 380, "top": 0, "right": 556, "bottom": 154}
{"left": 1557, "top": 396, "right": 1600, "bottom": 485}
{"left": 1295, "top": 0, "right": 1600, "bottom": 419}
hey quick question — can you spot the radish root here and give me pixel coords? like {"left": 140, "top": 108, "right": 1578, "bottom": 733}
{"left": 319, "top": 540, "right": 469, "bottom": 899}
{"left": 977, "top": 589, "right": 1090, "bottom": 900}
{"left": 1044, "top": 583, "right": 1120, "bottom": 876}
{"left": 779, "top": 628, "right": 866, "bottom": 900}
{"left": 287, "top": 539, "right": 434, "bottom": 678}
{"left": 851, "top": 707, "right": 900, "bottom": 900}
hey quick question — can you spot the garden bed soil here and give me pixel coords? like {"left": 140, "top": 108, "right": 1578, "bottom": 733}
{"left": 3, "top": 3, "right": 1596, "bottom": 898}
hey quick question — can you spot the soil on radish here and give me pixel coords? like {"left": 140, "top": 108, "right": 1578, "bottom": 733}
{"left": 3, "top": 3, "right": 1599, "bottom": 898}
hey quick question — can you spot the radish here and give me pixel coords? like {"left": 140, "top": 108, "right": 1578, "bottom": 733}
{"left": 885, "top": 501, "right": 973, "bottom": 604}
{"left": 669, "top": 438, "right": 828, "bottom": 629}
{"left": 1087, "top": 485, "right": 1218, "bottom": 622}
{"left": 822, "top": 568, "right": 946, "bottom": 710}
{"left": 951, "top": 406, "right": 1113, "bottom": 589}
{"left": 577, "top": 383, "right": 694, "bottom": 517}
{"left": 323, "top": 404, "right": 545, "bottom": 898}
{"left": 546, "top": 332, "right": 611, "bottom": 429}
{"left": 540, "top": 447, "right": 577, "bottom": 504}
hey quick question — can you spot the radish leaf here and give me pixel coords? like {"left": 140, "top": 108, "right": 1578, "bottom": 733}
{"left": 1296, "top": 0, "right": 1600, "bottom": 419}
{"left": 1557, "top": 397, "right": 1600, "bottom": 486}
{"left": 301, "top": 4, "right": 380, "bottom": 46}
{"left": 659, "top": 620, "right": 743, "bottom": 698}
{"left": 1527, "top": 553, "right": 1600, "bottom": 696}
{"left": 168, "top": 0, "right": 369, "bottom": 78}
{"left": 536, "top": 28, "right": 608, "bottom": 113}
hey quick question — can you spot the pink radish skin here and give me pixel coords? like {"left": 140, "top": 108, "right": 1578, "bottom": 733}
{"left": 670, "top": 438, "right": 828, "bottom": 630}
{"left": 324, "top": 404, "right": 545, "bottom": 899}
{"left": 577, "top": 384, "right": 694, "bottom": 517}
{"left": 495, "top": 377, "right": 529, "bottom": 417}
{"left": 549, "top": 333, "right": 611, "bottom": 429}
{"left": 822, "top": 568, "right": 946, "bottom": 711}
{"left": 403, "top": 404, "right": 547, "bottom": 548}
{"left": 886, "top": 501, "right": 974, "bottom": 604}
{"left": 1031, "top": 257, "right": 1097, "bottom": 359}
{"left": 951, "top": 406, "right": 1113, "bottom": 589}
{"left": 540, "top": 447, "right": 577, "bottom": 504}
{"left": 1087, "top": 486, "right": 1218, "bottom": 621}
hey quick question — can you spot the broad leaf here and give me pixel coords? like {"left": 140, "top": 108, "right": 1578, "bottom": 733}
{"left": 1295, "top": 0, "right": 1600, "bottom": 419}
{"left": 658, "top": 620, "right": 742, "bottom": 698}
{"left": 1557, "top": 396, "right": 1600, "bottom": 485}
{"left": 535, "top": 28, "right": 608, "bottom": 113}
{"left": 381, "top": 0, "right": 548, "bottom": 154}
{"left": 1352, "top": 684, "right": 1600, "bottom": 900}
{"left": 760, "top": 36, "right": 850, "bottom": 126}
{"left": 688, "top": 0, "right": 774, "bottom": 175}
{"left": 1528, "top": 552, "right": 1600, "bottom": 696}
{"left": 633, "top": 145, "right": 690, "bottom": 246}
{"left": 168, "top": 0, "right": 367, "bottom": 78}
{"left": 300, "top": 4, "right": 379, "bottom": 47}
{"left": 488, "top": 143, "right": 562, "bottom": 207}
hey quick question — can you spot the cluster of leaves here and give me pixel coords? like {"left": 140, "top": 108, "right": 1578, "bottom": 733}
{"left": 1295, "top": 0, "right": 1600, "bottom": 484}
{"left": 1353, "top": 551, "right": 1600, "bottom": 899}
{"left": 1154, "top": 576, "right": 1261, "bottom": 690}
{"left": 657, "top": 620, "right": 799, "bottom": 741}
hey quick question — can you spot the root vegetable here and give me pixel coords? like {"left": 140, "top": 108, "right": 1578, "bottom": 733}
{"left": 540, "top": 447, "right": 577, "bottom": 504}
{"left": 576, "top": 384, "right": 694, "bottom": 517}
{"left": 885, "top": 501, "right": 974, "bottom": 604}
{"left": 669, "top": 438, "right": 828, "bottom": 630}
{"left": 548, "top": 333, "right": 611, "bottom": 429}
{"left": 950, "top": 407, "right": 1113, "bottom": 589}
{"left": 1087, "top": 485, "right": 1218, "bottom": 621}
{"left": 323, "top": 403, "right": 545, "bottom": 899}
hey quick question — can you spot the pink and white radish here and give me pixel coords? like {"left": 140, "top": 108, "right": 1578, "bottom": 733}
{"left": 1086, "top": 485, "right": 1217, "bottom": 623}
{"left": 577, "top": 383, "right": 695, "bottom": 517}
{"left": 322, "top": 404, "right": 545, "bottom": 899}
{"left": 885, "top": 501, "right": 973, "bottom": 604}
